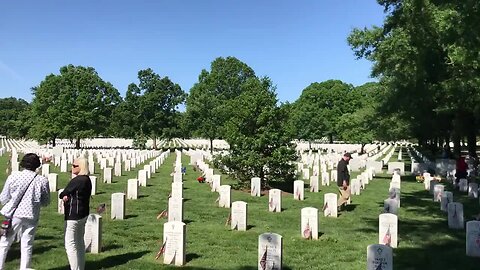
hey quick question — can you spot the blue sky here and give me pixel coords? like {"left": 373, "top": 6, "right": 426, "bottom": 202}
{"left": 0, "top": 1, "right": 385, "bottom": 103}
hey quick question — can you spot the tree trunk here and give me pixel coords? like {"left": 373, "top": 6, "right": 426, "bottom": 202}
{"left": 52, "top": 137, "right": 56, "bottom": 147}
{"left": 210, "top": 138, "right": 214, "bottom": 154}
{"left": 467, "top": 126, "right": 477, "bottom": 158}
{"left": 153, "top": 137, "right": 157, "bottom": 150}
{"left": 361, "top": 143, "right": 365, "bottom": 155}
{"left": 452, "top": 132, "right": 461, "bottom": 157}
{"left": 329, "top": 134, "right": 333, "bottom": 144}
{"left": 308, "top": 141, "right": 311, "bottom": 150}
{"left": 75, "top": 138, "right": 81, "bottom": 149}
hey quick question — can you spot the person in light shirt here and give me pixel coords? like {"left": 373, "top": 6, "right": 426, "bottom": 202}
{"left": 0, "top": 153, "right": 50, "bottom": 270}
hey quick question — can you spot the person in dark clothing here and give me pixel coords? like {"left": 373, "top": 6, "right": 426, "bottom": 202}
{"left": 59, "top": 157, "right": 92, "bottom": 270}
{"left": 455, "top": 156, "right": 468, "bottom": 186}
{"left": 337, "top": 152, "right": 352, "bottom": 211}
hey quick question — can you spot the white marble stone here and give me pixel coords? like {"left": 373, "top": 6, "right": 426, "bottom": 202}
{"left": 231, "top": 201, "right": 247, "bottom": 231}
{"left": 127, "top": 179, "right": 138, "bottom": 200}
{"left": 448, "top": 202, "right": 464, "bottom": 229}
{"left": 211, "top": 174, "right": 221, "bottom": 192}
{"left": 468, "top": 183, "right": 478, "bottom": 198}
{"left": 162, "top": 221, "right": 186, "bottom": 266}
{"left": 111, "top": 193, "right": 125, "bottom": 220}
{"left": 466, "top": 221, "right": 480, "bottom": 257}
{"left": 268, "top": 189, "right": 281, "bottom": 213}
{"left": 293, "top": 180, "right": 304, "bottom": 200}
{"left": 309, "top": 176, "right": 319, "bottom": 192}
{"left": 219, "top": 185, "right": 231, "bottom": 208}
{"left": 251, "top": 177, "right": 261, "bottom": 197}
{"left": 171, "top": 182, "right": 183, "bottom": 199}
{"left": 103, "top": 167, "right": 112, "bottom": 184}
{"left": 379, "top": 213, "right": 398, "bottom": 248}
{"left": 367, "top": 244, "right": 393, "bottom": 270}
{"left": 168, "top": 197, "right": 183, "bottom": 222}
{"left": 138, "top": 170, "right": 147, "bottom": 187}
{"left": 47, "top": 173, "right": 57, "bottom": 192}
{"left": 323, "top": 193, "right": 337, "bottom": 218}
{"left": 41, "top": 164, "right": 50, "bottom": 177}
{"left": 84, "top": 214, "right": 102, "bottom": 253}
{"left": 258, "top": 233, "right": 282, "bottom": 270}
{"left": 90, "top": 176, "right": 97, "bottom": 196}
{"left": 433, "top": 184, "right": 444, "bottom": 202}
{"left": 301, "top": 207, "right": 318, "bottom": 240}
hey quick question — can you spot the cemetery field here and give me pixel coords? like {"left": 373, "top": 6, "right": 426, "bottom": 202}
{"left": 0, "top": 153, "right": 479, "bottom": 270}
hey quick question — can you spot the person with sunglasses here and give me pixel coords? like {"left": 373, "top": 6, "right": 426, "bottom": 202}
{"left": 59, "top": 157, "right": 92, "bottom": 270}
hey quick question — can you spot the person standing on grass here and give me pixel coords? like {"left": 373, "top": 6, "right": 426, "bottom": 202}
{"left": 0, "top": 153, "right": 50, "bottom": 270}
{"left": 337, "top": 152, "right": 352, "bottom": 211}
{"left": 59, "top": 157, "right": 92, "bottom": 270}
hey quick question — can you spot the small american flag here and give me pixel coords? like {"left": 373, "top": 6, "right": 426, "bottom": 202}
{"left": 259, "top": 246, "right": 268, "bottom": 270}
{"left": 296, "top": 188, "right": 301, "bottom": 200}
{"left": 303, "top": 220, "right": 312, "bottom": 240}
{"left": 383, "top": 226, "right": 391, "bottom": 246}
{"left": 155, "top": 238, "right": 167, "bottom": 260}
{"left": 157, "top": 209, "right": 168, "bottom": 219}
{"left": 225, "top": 213, "right": 231, "bottom": 226}
{"left": 96, "top": 203, "right": 106, "bottom": 215}
{"left": 322, "top": 202, "right": 328, "bottom": 211}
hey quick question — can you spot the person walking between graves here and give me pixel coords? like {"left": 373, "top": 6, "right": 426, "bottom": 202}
{"left": 337, "top": 152, "right": 352, "bottom": 211}
{"left": 455, "top": 156, "right": 468, "bottom": 187}
{"left": 59, "top": 157, "right": 92, "bottom": 270}
{"left": 0, "top": 153, "right": 50, "bottom": 270}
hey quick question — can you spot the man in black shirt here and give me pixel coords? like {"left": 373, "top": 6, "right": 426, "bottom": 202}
{"left": 337, "top": 152, "right": 352, "bottom": 211}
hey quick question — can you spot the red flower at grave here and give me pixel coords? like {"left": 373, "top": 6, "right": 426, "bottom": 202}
{"left": 260, "top": 246, "right": 268, "bottom": 270}
{"left": 383, "top": 226, "right": 392, "bottom": 246}
{"left": 155, "top": 238, "right": 167, "bottom": 260}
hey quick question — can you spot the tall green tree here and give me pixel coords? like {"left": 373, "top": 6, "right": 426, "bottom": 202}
{"left": 30, "top": 65, "right": 121, "bottom": 147}
{"left": 348, "top": 0, "right": 480, "bottom": 157}
{"left": 0, "top": 97, "right": 31, "bottom": 138}
{"left": 121, "top": 68, "right": 186, "bottom": 148}
{"left": 218, "top": 77, "right": 297, "bottom": 187}
{"left": 185, "top": 57, "right": 256, "bottom": 152}
{"left": 289, "top": 80, "right": 355, "bottom": 144}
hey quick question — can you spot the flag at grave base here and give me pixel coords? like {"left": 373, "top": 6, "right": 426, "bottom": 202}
{"left": 225, "top": 213, "right": 231, "bottom": 226}
{"left": 260, "top": 246, "right": 268, "bottom": 270}
{"left": 295, "top": 188, "right": 301, "bottom": 200}
{"left": 96, "top": 203, "right": 106, "bottom": 215}
{"left": 155, "top": 238, "right": 167, "bottom": 260}
{"left": 157, "top": 210, "right": 168, "bottom": 219}
{"left": 251, "top": 186, "right": 255, "bottom": 195}
{"left": 303, "top": 220, "right": 312, "bottom": 239}
{"left": 269, "top": 198, "right": 275, "bottom": 211}
{"left": 383, "top": 226, "right": 392, "bottom": 246}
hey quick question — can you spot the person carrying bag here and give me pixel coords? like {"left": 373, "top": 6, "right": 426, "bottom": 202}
{"left": 0, "top": 153, "right": 50, "bottom": 270}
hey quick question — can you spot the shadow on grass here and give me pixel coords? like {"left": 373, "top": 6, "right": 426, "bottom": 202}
{"left": 102, "top": 243, "right": 123, "bottom": 252}
{"left": 6, "top": 245, "right": 56, "bottom": 262}
{"left": 125, "top": 214, "right": 138, "bottom": 219}
{"left": 48, "top": 250, "right": 151, "bottom": 270}
{"left": 138, "top": 194, "right": 149, "bottom": 199}
{"left": 186, "top": 252, "right": 201, "bottom": 263}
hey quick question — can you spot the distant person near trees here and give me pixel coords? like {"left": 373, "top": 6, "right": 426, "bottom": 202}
{"left": 337, "top": 152, "right": 352, "bottom": 211}
{"left": 455, "top": 156, "right": 468, "bottom": 186}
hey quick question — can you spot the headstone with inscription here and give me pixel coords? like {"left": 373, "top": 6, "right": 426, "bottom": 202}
{"left": 447, "top": 202, "right": 464, "bottom": 229}
{"left": 127, "top": 179, "right": 138, "bottom": 200}
{"left": 111, "top": 193, "right": 125, "bottom": 220}
{"left": 301, "top": 207, "right": 318, "bottom": 240}
{"left": 293, "top": 180, "right": 304, "bottom": 200}
{"left": 268, "top": 189, "right": 281, "bottom": 213}
{"left": 466, "top": 221, "right": 480, "bottom": 257}
{"left": 219, "top": 185, "right": 231, "bottom": 208}
{"left": 168, "top": 197, "right": 183, "bottom": 222}
{"left": 323, "top": 193, "right": 337, "bottom": 218}
{"left": 440, "top": 191, "right": 453, "bottom": 212}
{"left": 231, "top": 201, "right": 247, "bottom": 231}
{"left": 162, "top": 221, "right": 186, "bottom": 266}
{"left": 258, "top": 233, "right": 282, "bottom": 270}
{"left": 84, "top": 214, "right": 102, "bottom": 254}
{"left": 367, "top": 244, "right": 393, "bottom": 270}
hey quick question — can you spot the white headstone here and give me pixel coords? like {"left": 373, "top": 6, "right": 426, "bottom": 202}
{"left": 351, "top": 178, "right": 361, "bottom": 195}
{"left": 162, "top": 221, "right": 186, "bottom": 266}
{"left": 429, "top": 180, "right": 439, "bottom": 195}
{"left": 251, "top": 177, "right": 261, "bottom": 197}
{"left": 138, "top": 170, "right": 147, "bottom": 187}
{"left": 144, "top": 165, "right": 151, "bottom": 179}
{"left": 60, "top": 159, "right": 67, "bottom": 173}
{"left": 301, "top": 207, "right": 318, "bottom": 240}
{"left": 168, "top": 197, "right": 183, "bottom": 222}
{"left": 173, "top": 172, "right": 182, "bottom": 183}
{"left": 367, "top": 244, "right": 393, "bottom": 270}
{"left": 323, "top": 193, "right": 337, "bottom": 218}
{"left": 127, "top": 179, "right": 138, "bottom": 200}
{"left": 459, "top": 179, "right": 468, "bottom": 192}
{"left": 433, "top": 184, "right": 445, "bottom": 202}
{"left": 293, "top": 180, "right": 304, "bottom": 200}
{"left": 89, "top": 160, "right": 95, "bottom": 175}
{"left": 47, "top": 173, "right": 57, "bottom": 192}
{"left": 466, "top": 221, "right": 480, "bottom": 257}
{"left": 231, "top": 201, "right": 247, "bottom": 231}
{"left": 114, "top": 162, "right": 122, "bottom": 177}
{"left": 111, "top": 193, "right": 125, "bottom": 220}
{"left": 321, "top": 172, "right": 329, "bottom": 186}
{"left": 379, "top": 213, "right": 398, "bottom": 248}
{"left": 90, "top": 176, "right": 97, "bottom": 196}
{"left": 58, "top": 188, "right": 64, "bottom": 214}
{"left": 41, "top": 164, "right": 50, "bottom": 177}
{"left": 468, "top": 183, "right": 478, "bottom": 198}
{"left": 268, "top": 189, "right": 281, "bottom": 212}
{"left": 447, "top": 202, "right": 464, "bottom": 229}
{"left": 258, "top": 233, "right": 282, "bottom": 270}
{"left": 211, "top": 174, "right": 221, "bottom": 192}
{"left": 171, "top": 182, "right": 183, "bottom": 199}
{"left": 309, "top": 176, "right": 319, "bottom": 192}
{"left": 103, "top": 167, "right": 112, "bottom": 184}
{"left": 440, "top": 191, "right": 453, "bottom": 212}
{"left": 219, "top": 185, "right": 231, "bottom": 208}
{"left": 84, "top": 214, "right": 102, "bottom": 254}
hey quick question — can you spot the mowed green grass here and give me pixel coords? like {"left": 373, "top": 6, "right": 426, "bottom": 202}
{"left": 0, "top": 151, "right": 479, "bottom": 270}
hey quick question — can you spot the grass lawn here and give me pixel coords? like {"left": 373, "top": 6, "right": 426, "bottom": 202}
{"left": 0, "top": 151, "right": 479, "bottom": 270}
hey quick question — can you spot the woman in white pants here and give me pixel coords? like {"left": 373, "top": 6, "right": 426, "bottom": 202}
{"left": 59, "top": 158, "right": 92, "bottom": 270}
